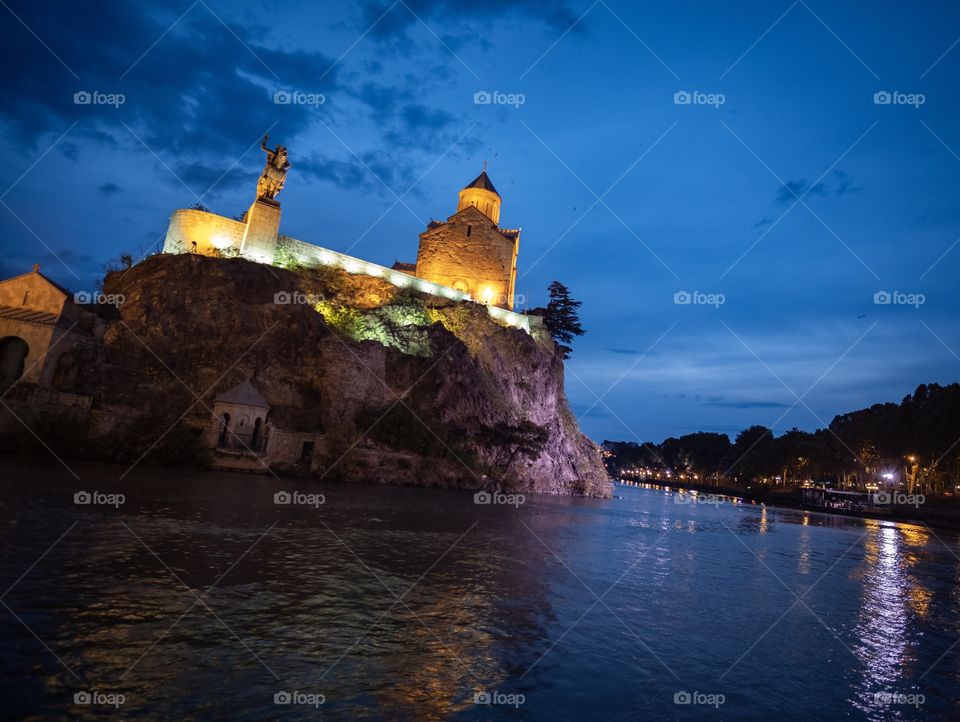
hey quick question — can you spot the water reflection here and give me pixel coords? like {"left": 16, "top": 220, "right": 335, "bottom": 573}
{"left": 851, "top": 523, "right": 924, "bottom": 717}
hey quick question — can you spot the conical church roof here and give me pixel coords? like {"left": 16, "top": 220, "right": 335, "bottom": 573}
{"left": 463, "top": 170, "right": 499, "bottom": 197}
{"left": 215, "top": 380, "right": 270, "bottom": 409}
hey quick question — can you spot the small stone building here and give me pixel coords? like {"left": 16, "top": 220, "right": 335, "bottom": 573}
{"left": 209, "top": 379, "right": 324, "bottom": 473}
{"left": 0, "top": 265, "right": 93, "bottom": 390}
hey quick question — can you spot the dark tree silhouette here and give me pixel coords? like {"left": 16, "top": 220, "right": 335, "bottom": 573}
{"left": 603, "top": 382, "right": 960, "bottom": 494}
{"left": 475, "top": 420, "right": 550, "bottom": 476}
{"left": 543, "top": 281, "right": 585, "bottom": 359}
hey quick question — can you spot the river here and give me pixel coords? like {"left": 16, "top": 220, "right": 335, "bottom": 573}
{"left": 1, "top": 457, "right": 957, "bottom": 720}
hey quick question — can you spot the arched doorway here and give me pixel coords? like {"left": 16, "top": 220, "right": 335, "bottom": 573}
{"left": 0, "top": 337, "right": 29, "bottom": 387}
{"left": 218, "top": 412, "right": 231, "bottom": 447}
{"left": 251, "top": 417, "right": 263, "bottom": 450}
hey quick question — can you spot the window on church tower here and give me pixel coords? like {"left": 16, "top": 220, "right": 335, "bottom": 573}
{"left": 466, "top": 225, "right": 471, "bottom": 237}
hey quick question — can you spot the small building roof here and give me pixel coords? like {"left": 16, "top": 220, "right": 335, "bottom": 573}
{"left": 215, "top": 380, "right": 271, "bottom": 409}
{"left": 463, "top": 171, "right": 499, "bottom": 197}
{"left": 0, "top": 266, "right": 74, "bottom": 300}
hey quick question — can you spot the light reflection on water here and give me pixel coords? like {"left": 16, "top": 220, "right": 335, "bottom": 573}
{"left": 0, "top": 458, "right": 958, "bottom": 721}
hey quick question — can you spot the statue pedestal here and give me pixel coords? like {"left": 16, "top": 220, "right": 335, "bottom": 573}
{"left": 240, "top": 198, "right": 281, "bottom": 264}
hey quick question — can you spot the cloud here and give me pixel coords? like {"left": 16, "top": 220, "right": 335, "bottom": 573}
{"left": 358, "top": 0, "right": 584, "bottom": 41}
{"left": 833, "top": 170, "right": 861, "bottom": 195}
{"left": 774, "top": 179, "right": 826, "bottom": 205}
{"left": 698, "top": 395, "right": 793, "bottom": 410}
{"left": 569, "top": 403, "right": 612, "bottom": 419}
{"left": 98, "top": 182, "right": 122, "bottom": 196}
{"left": 0, "top": 0, "right": 341, "bottom": 196}
{"left": 773, "top": 171, "right": 861, "bottom": 205}
{"left": 0, "top": 2, "right": 483, "bottom": 203}
{"left": 604, "top": 347, "right": 655, "bottom": 356}
{"left": 297, "top": 151, "right": 398, "bottom": 193}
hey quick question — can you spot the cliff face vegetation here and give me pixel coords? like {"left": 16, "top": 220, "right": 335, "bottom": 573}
{"left": 84, "top": 253, "right": 609, "bottom": 497}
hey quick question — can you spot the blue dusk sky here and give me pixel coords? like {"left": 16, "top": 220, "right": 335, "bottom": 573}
{"left": 0, "top": 0, "right": 958, "bottom": 444}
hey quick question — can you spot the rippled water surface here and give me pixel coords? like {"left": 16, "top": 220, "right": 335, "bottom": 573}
{"left": 1, "top": 457, "right": 959, "bottom": 720}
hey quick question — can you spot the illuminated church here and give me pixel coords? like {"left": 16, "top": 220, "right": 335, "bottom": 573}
{"left": 161, "top": 140, "right": 526, "bottom": 318}
{"left": 412, "top": 170, "right": 520, "bottom": 310}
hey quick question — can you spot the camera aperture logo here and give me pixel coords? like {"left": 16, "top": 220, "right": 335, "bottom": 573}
{"left": 873, "top": 290, "right": 924, "bottom": 308}
{"left": 473, "top": 490, "right": 525, "bottom": 508}
{"left": 273, "top": 90, "right": 325, "bottom": 107}
{"left": 674, "top": 690, "right": 725, "bottom": 708}
{"left": 274, "top": 490, "right": 325, "bottom": 508}
{"left": 74, "top": 90, "right": 125, "bottom": 108}
{"left": 675, "top": 491, "right": 721, "bottom": 507}
{"left": 872, "top": 491, "right": 925, "bottom": 508}
{"left": 74, "top": 490, "right": 125, "bottom": 508}
{"left": 274, "top": 690, "right": 325, "bottom": 708}
{"left": 274, "top": 291, "right": 325, "bottom": 305}
{"left": 474, "top": 690, "right": 525, "bottom": 708}
{"left": 674, "top": 290, "right": 725, "bottom": 308}
{"left": 74, "top": 291, "right": 125, "bottom": 307}
{"left": 474, "top": 90, "right": 526, "bottom": 108}
{"left": 874, "top": 91, "right": 924, "bottom": 108}
{"left": 873, "top": 691, "right": 924, "bottom": 709}
{"left": 674, "top": 90, "right": 725, "bottom": 108}
{"left": 74, "top": 690, "right": 125, "bottom": 708}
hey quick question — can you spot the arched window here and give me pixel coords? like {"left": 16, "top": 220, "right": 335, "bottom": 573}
{"left": 52, "top": 352, "right": 78, "bottom": 389}
{"left": 218, "top": 412, "right": 231, "bottom": 446}
{"left": 0, "top": 337, "right": 29, "bottom": 387}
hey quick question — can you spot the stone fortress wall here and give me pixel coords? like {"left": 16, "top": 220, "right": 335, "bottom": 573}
{"left": 163, "top": 208, "right": 247, "bottom": 256}
{"left": 161, "top": 210, "right": 542, "bottom": 336}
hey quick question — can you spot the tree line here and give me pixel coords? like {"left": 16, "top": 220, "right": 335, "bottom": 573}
{"left": 603, "top": 383, "right": 960, "bottom": 495}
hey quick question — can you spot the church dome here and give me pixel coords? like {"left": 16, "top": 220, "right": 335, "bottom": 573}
{"left": 457, "top": 169, "right": 501, "bottom": 224}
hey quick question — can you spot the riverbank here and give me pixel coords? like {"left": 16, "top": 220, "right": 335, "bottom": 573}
{"left": 615, "top": 478, "right": 960, "bottom": 531}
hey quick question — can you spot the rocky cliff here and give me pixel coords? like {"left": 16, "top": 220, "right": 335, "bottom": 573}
{"left": 78, "top": 253, "right": 608, "bottom": 496}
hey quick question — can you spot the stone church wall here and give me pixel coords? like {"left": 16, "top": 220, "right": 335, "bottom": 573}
{"left": 416, "top": 212, "right": 517, "bottom": 309}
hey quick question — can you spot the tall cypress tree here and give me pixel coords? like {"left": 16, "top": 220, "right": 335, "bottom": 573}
{"left": 544, "top": 281, "right": 585, "bottom": 359}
